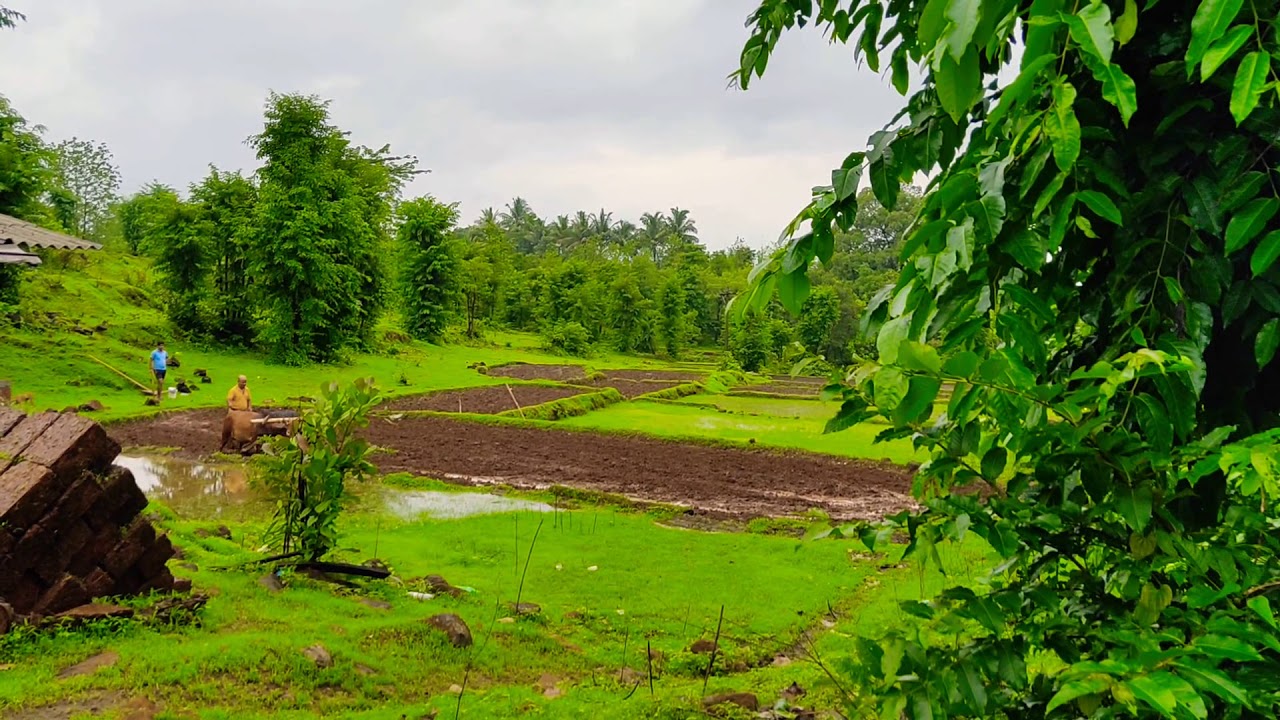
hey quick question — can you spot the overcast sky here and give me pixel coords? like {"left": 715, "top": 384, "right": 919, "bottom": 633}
{"left": 0, "top": 1, "right": 906, "bottom": 250}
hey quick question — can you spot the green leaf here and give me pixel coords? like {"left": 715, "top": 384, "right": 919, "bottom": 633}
{"left": 1096, "top": 62, "right": 1139, "bottom": 126}
{"left": 1201, "top": 24, "right": 1252, "bottom": 80}
{"left": 1044, "top": 81, "right": 1081, "bottom": 171}
{"left": 1047, "top": 677, "right": 1111, "bottom": 713}
{"left": 1230, "top": 51, "right": 1270, "bottom": 125}
{"left": 832, "top": 166, "right": 861, "bottom": 202}
{"left": 1193, "top": 634, "right": 1264, "bottom": 661}
{"left": 1115, "top": 0, "right": 1138, "bottom": 45}
{"left": 1225, "top": 197, "right": 1279, "bottom": 254}
{"left": 1076, "top": 190, "right": 1123, "bottom": 225}
{"left": 1255, "top": 318, "right": 1280, "bottom": 368}
{"left": 878, "top": 316, "right": 911, "bottom": 364}
{"left": 1066, "top": 1, "right": 1114, "bottom": 64}
{"left": 981, "top": 446, "right": 1007, "bottom": 480}
{"left": 1115, "top": 484, "right": 1153, "bottom": 531}
{"left": 937, "top": 46, "right": 981, "bottom": 123}
{"left": 1126, "top": 673, "right": 1189, "bottom": 716}
{"left": 777, "top": 269, "right": 810, "bottom": 315}
{"left": 990, "top": 54, "right": 1057, "bottom": 127}
{"left": 898, "top": 341, "right": 943, "bottom": 373}
{"left": 1172, "top": 663, "right": 1249, "bottom": 705}
{"left": 943, "top": 351, "right": 981, "bottom": 378}
{"left": 1163, "top": 276, "right": 1185, "bottom": 304}
{"left": 824, "top": 398, "right": 875, "bottom": 433}
{"left": 1187, "top": 0, "right": 1245, "bottom": 74}
{"left": 958, "top": 661, "right": 988, "bottom": 713}
{"left": 891, "top": 52, "right": 910, "bottom": 94}
{"left": 1129, "top": 532, "right": 1158, "bottom": 559}
{"left": 1024, "top": 0, "right": 1065, "bottom": 67}
{"left": 946, "top": 220, "right": 974, "bottom": 270}
{"left": 1248, "top": 596, "right": 1277, "bottom": 629}
{"left": 1251, "top": 230, "right": 1280, "bottom": 276}
{"left": 893, "top": 376, "right": 942, "bottom": 425}
{"left": 1033, "top": 172, "right": 1068, "bottom": 217}
{"left": 943, "top": 0, "right": 981, "bottom": 61}
{"left": 873, "top": 367, "right": 909, "bottom": 410}
{"left": 1135, "top": 583, "right": 1174, "bottom": 625}
{"left": 1007, "top": 230, "right": 1049, "bottom": 270}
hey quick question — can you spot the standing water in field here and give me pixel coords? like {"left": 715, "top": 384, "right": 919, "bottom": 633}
{"left": 114, "top": 453, "right": 552, "bottom": 520}
{"left": 381, "top": 488, "right": 553, "bottom": 520}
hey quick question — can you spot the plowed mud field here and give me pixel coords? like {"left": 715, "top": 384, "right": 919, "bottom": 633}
{"left": 487, "top": 363, "right": 586, "bottom": 382}
{"left": 381, "top": 384, "right": 587, "bottom": 413}
{"left": 108, "top": 411, "right": 913, "bottom": 520}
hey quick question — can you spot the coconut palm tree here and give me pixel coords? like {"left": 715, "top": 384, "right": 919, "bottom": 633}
{"left": 667, "top": 207, "right": 698, "bottom": 243}
{"left": 640, "top": 211, "right": 669, "bottom": 264}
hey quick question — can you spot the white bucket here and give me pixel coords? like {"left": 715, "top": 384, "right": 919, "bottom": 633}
{"left": 167, "top": 387, "right": 178, "bottom": 399}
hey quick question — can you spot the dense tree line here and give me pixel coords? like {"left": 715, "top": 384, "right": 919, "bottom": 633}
{"left": 2, "top": 80, "right": 917, "bottom": 367}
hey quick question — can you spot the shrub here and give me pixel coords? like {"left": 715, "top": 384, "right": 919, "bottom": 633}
{"left": 543, "top": 321, "right": 591, "bottom": 356}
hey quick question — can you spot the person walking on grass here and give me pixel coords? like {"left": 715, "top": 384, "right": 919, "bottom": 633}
{"left": 149, "top": 341, "right": 168, "bottom": 402}
{"left": 227, "top": 375, "right": 252, "bottom": 412}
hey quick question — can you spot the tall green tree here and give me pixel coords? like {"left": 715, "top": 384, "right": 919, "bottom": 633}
{"left": 397, "top": 196, "right": 459, "bottom": 343}
{"left": 247, "top": 93, "right": 398, "bottom": 364}
{"left": 190, "top": 168, "right": 257, "bottom": 344}
{"left": 116, "top": 182, "right": 182, "bottom": 255}
{"left": 797, "top": 284, "right": 840, "bottom": 355}
{"left": 737, "top": 0, "right": 1280, "bottom": 717}
{"left": 48, "top": 137, "right": 120, "bottom": 239}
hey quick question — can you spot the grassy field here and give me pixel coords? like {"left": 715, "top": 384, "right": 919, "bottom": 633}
{"left": 557, "top": 399, "right": 924, "bottom": 465}
{"left": 1, "top": 251, "right": 686, "bottom": 422}
{"left": 0, "top": 473, "right": 987, "bottom": 719}
{"left": 0, "top": 250, "right": 974, "bottom": 718}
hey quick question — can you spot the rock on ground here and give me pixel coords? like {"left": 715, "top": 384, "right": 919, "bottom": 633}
{"left": 425, "top": 613, "right": 473, "bottom": 648}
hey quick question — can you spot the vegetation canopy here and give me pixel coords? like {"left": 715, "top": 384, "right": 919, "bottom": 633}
{"left": 736, "top": 0, "right": 1280, "bottom": 716}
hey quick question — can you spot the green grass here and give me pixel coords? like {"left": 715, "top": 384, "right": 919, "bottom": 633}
{"left": 497, "top": 387, "right": 625, "bottom": 421}
{"left": 557, "top": 399, "right": 925, "bottom": 464}
{"left": 0, "top": 249, "right": 982, "bottom": 718}
{"left": 0, "top": 251, "right": 678, "bottom": 423}
{"left": 0, "top": 480, "right": 987, "bottom": 718}
{"left": 675, "top": 393, "right": 841, "bottom": 420}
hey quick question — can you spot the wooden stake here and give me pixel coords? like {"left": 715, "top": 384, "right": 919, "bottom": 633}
{"left": 505, "top": 384, "right": 525, "bottom": 418}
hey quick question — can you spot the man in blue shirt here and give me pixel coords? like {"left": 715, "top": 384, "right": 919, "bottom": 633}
{"left": 149, "top": 341, "right": 168, "bottom": 402}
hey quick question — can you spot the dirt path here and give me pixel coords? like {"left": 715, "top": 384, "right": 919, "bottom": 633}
{"left": 109, "top": 411, "right": 915, "bottom": 520}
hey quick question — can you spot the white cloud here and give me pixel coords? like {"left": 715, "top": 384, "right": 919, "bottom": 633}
{"left": 0, "top": 0, "right": 910, "bottom": 249}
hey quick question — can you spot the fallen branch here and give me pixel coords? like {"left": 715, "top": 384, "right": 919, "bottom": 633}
{"left": 505, "top": 384, "right": 525, "bottom": 418}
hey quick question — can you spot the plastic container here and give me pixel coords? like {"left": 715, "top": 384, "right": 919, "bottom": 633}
{"left": 168, "top": 387, "right": 178, "bottom": 399}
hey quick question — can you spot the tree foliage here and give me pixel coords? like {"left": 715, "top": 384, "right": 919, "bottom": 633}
{"left": 736, "top": 0, "right": 1280, "bottom": 716}
{"left": 397, "top": 196, "right": 460, "bottom": 343}
{"left": 48, "top": 137, "right": 121, "bottom": 240}
{"left": 247, "top": 93, "right": 412, "bottom": 364}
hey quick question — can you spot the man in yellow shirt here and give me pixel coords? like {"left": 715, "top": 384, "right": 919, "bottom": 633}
{"left": 227, "top": 375, "right": 252, "bottom": 411}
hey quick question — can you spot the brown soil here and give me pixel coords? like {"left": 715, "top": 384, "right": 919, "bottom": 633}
{"left": 487, "top": 363, "right": 586, "bottom": 382}
{"left": 382, "top": 385, "right": 587, "bottom": 414}
{"left": 589, "top": 378, "right": 683, "bottom": 398}
{"left": 604, "top": 369, "right": 705, "bottom": 383}
{"left": 107, "top": 412, "right": 914, "bottom": 520}
{"left": 110, "top": 409, "right": 227, "bottom": 454}
{"left": 366, "top": 416, "right": 913, "bottom": 520}
{"left": 769, "top": 375, "right": 827, "bottom": 386}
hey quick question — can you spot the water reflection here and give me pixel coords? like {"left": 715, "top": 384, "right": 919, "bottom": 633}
{"left": 115, "top": 454, "right": 553, "bottom": 521}
{"left": 382, "top": 489, "right": 554, "bottom": 521}
{"left": 114, "top": 454, "right": 259, "bottom": 517}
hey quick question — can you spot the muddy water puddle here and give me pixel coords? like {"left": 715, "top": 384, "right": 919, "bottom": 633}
{"left": 381, "top": 489, "right": 553, "bottom": 520}
{"left": 115, "top": 454, "right": 552, "bottom": 521}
